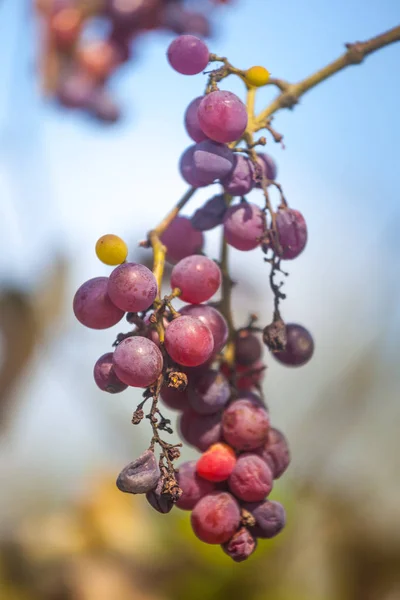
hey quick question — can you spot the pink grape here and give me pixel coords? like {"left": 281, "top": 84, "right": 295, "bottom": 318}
{"left": 222, "top": 528, "right": 257, "bottom": 562}
{"left": 234, "top": 330, "right": 262, "bottom": 366}
{"left": 223, "top": 201, "right": 264, "bottom": 251}
{"left": 164, "top": 316, "right": 214, "bottom": 367}
{"left": 189, "top": 370, "right": 230, "bottom": 415}
{"left": 171, "top": 255, "right": 221, "bottom": 304}
{"left": 257, "top": 427, "right": 290, "bottom": 479}
{"left": 179, "top": 408, "right": 222, "bottom": 451}
{"left": 160, "top": 215, "right": 204, "bottom": 263}
{"left": 93, "top": 352, "right": 128, "bottom": 393}
{"left": 184, "top": 96, "right": 209, "bottom": 142}
{"left": 160, "top": 385, "right": 189, "bottom": 411}
{"left": 73, "top": 276, "right": 124, "bottom": 329}
{"left": 198, "top": 91, "right": 248, "bottom": 143}
{"left": 176, "top": 461, "right": 215, "bottom": 510}
{"left": 228, "top": 453, "right": 273, "bottom": 502}
{"left": 273, "top": 323, "right": 314, "bottom": 367}
{"left": 191, "top": 492, "right": 241, "bottom": 544}
{"left": 112, "top": 336, "right": 163, "bottom": 387}
{"left": 221, "top": 154, "right": 254, "bottom": 196}
{"left": 222, "top": 399, "right": 270, "bottom": 451}
{"left": 179, "top": 304, "right": 228, "bottom": 354}
{"left": 107, "top": 263, "right": 157, "bottom": 313}
{"left": 244, "top": 500, "right": 286, "bottom": 538}
{"left": 167, "top": 35, "right": 209, "bottom": 75}
{"left": 273, "top": 208, "right": 307, "bottom": 260}
{"left": 191, "top": 195, "right": 227, "bottom": 231}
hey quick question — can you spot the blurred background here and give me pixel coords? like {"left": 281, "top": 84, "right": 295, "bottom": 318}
{"left": 1, "top": 0, "right": 400, "bottom": 598}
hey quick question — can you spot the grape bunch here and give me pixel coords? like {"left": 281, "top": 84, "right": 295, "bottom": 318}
{"left": 73, "top": 34, "right": 315, "bottom": 562}
{"left": 34, "top": 0, "right": 233, "bottom": 122}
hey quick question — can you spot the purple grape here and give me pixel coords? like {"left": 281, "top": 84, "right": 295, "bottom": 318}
{"left": 179, "top": 304, "right": 228, "bottom": 355}
{"left": 184, "top": 96, "right": 209, "bottom": 142}
{"left": 191, "top": 195, "right": 227, "bottom": 231}
{"left": 162, "top": 4, "right": 210, "bottom": 37}
{"left": 191, "top": 492, "right": 241, "bottom": 544}
{"left": 222, "top": 527, "right": 257, "bottom": 562}
{"left": 88, "top": 88, "right": 120, "bottom": 123}
{"left": 179, "top": 408, "right": 222, "bottom": 451}
{"left": 189, "top": 370, "right": 231, "bottom": 415}
{"left": 222, "top": 399, "right": 270, "bottom": 451}
{"left": 160, "top": 385, "right": 189, "bottom": 411}
{"left": 272, "top": 208, "right": 307, "bottom": 260}
{"left": 221, "top": 154, "right": 254, "bottom": 196}
{"left": 257, "top": 427, "right": 290, "bottom": 479}
{"left": 93, "top": 352, "right": 128, "bottom": 393}
{"left": 223, "top": 201, "right": 264, "bottom": 251}
{"left": 146, "top": 477, "right": 175, "bottom": 514}
{"left": 116, "top": 450, "right": 160, "bottom": 494}
{"left": 107, "top": 263, "right": 157, "bottom": 313}
{"left": 198, "top": 91, "right": 248, "bottom": 143}
{"left": 113, "top": 336, "right": 163, "bottom": 387}
{"left": 160, "top": 215, "right": 204, "bottom": 263}
{"left": 228, "top": 453, "right": 273, "bottom": 502}
{"left": 273, "top": 323, "right": 314, "bottom": 367}
{"left": 73, "top": 276, "right": 124, "bottom": 329}
{"left": 165, "top": 316, "right": 214, "bottom": 367}
{"left": 176, "top": 461, "right": 215, "bottom": 510}
{"left": 251, "top": 153, "right": 278, "bottom": 186}
{"left": 179, "top": 145, "right": 209, "bottom": 187}
{"left": 171, "top": 255, "right": 221, "bottom": 304}
{"left": 57, "top": 71, "right": 94, "bottom": 109}
{"left": 234, "top": 330, "right": 262, "bottom": 366}
{"left": 244, "top": 500, "right": 286, "bottom": 539}
{"left": 192, "top": 140, "right": 235, "bottom": 184}
{"left": 167, "top": 35, "right": 209, "bottom": 76}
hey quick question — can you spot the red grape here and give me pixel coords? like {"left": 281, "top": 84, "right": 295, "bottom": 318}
{"left": 113, "top": 336, "right": 163, "bottom": 387}
{"left": 223, "top": 201, "right": 264, "bottom": 251}
{"left": 273, "top": 323, "right": 314, "bottom": 367}
{"left": 179, "top": 408, "right": 222, "bottom": 451}
{"left": 234, "top": 330, "right": 262, "bottom": 366}
{"left": 167, "top": 35, "right": 209, "bottom": 75}
{"left": 93, "top": 352, "right": 128, "bottom": 393}
{"left": 198, "top": 91, "right": 248, "bottom": 143}
{"left": 222, "top": 399, "right": 270, "bottom": 451}
{"left": 179, "top": 304, "right": 228, "bottom": 354}
{"left": 271, "top": 208, "right": 307, "bottom": 260}
{"left": 73, "top": 276, "right": 124, "bottom": 329}
{"left": 257, "top": 427, "right": 290, "bottom": 479}
{"left": 196, "top": 443, "right": 237, "bottom": 482}
{"left": 222, "top": 528, "right": 257, "bottom": 562}
{"left": 189, "top": 370, "right": 230, "bottom": 415}
{"left": 160, "top": 216, "right": 204, "bottom": 263}
{"left": 107, "top": 262, "right": 157, "bottom": 313}
{"left": 191, "top": 491, "right": 240, "bottom": 544}
{"left": 171, "top": 255, "right": 221, "bottom": 304}
{"left": 164, "top": 316, "right": 214, "bottom": 367}
{"left": 160, "top": 385, "right": 189, "bottom": 411}
{"left": 228, "top": 453, "right": 273, "bottom": 502}
{"left": 176, "top": 461, "right": 215, "bottom": 510}
{"left": 184, "top": 96, "right": 209, "bottom": 142}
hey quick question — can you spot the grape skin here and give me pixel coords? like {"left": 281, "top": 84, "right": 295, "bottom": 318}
{"left": 196, "top": 443, "right": 237, "bottom": 482}
{"left": 244, "top": 500, "right": 286, "bottom": 539}
{"left": 171, "top": 255, "right": 221, "bottom": 304}
{"left": 228, "top": 453, "right": 273, "bottom": 502}
{"left": 93, "top": 352, "right": 127, "bottom": 393}
{"left": 73, "top": 276, "right": 124, "bottom": 329}
{"left": 176, "top": 461, "right": 215, "bottom": 510}
{"left": 189, "top": 370, "right": 231, "bottom": 415}
{"left": 164, "top": 315, "right": 214, "bottom": 367}
{"left": 184, "top": 96, "right": 209, "bottom": 142}
{"left": 222, "top": 399, "right": 270, "bottom": 451}
{"left": 198, "top": 91, "right": 248, "bottom": 143}
{"left": 222, "top": 527, "right": 257, "bottom": 562}
{"left": 257, "top": 427, "right": 290, "bottom": 479}
{"left": 179, "top": 304, "right": 228, "bottom": 354}
{"left": 273, "top": 323, "right": 314, "bottom": 367}
{"left": 112, "top": 336, "right": 163, "bottom": 388}
{"left": 160, "top": 216, "right": 204, "bottom": 263}
{"left": 107, "top": 263, "right": 158, "bottom": 313}
{"left": 179, "top": 408, "right": 222, "bottom": 451}
{"left": 167, "top": 35, "right": 210, "bottom": 76}
{"left": 191, "top": 491, "right": 241, "bottom": 544}
{"left": 223, "top": 202, "right": 264, "bottom": 251}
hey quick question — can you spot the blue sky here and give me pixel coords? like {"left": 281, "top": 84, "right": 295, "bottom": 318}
{"left": 0, "top": 0, "right": 399, "bottom": 510}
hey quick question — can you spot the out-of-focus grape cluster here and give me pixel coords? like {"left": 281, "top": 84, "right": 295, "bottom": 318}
{"left": 72, "top": 35, "right": 315, "bottom": 562}
{"left": 33, "top": 0, "right": 234, "bottom": 122}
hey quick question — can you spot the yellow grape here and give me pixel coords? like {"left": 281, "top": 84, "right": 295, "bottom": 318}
{"left": 245, "top": 66, "right": 270, "bottom": 87}
{"left": 95, "top": 234, "right": 128, "bottom": 266}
